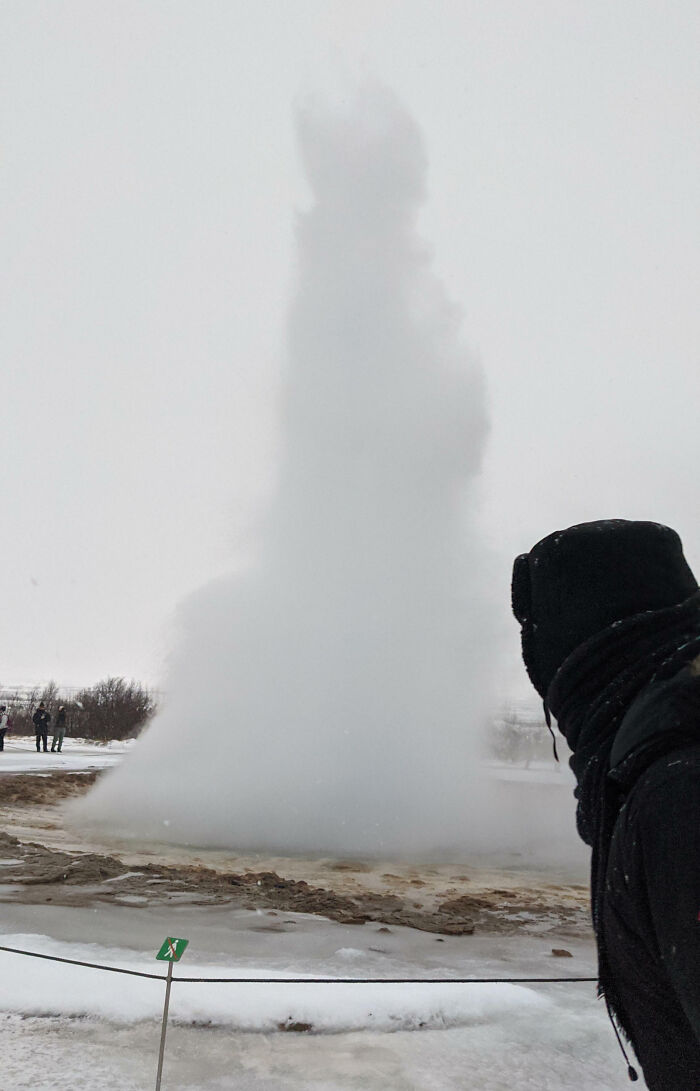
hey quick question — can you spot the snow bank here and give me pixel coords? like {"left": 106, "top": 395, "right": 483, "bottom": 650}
{"left": 0, "top": 934, "right": 550, "bottom": 1032}
{"left": 0, "top": 738, "right": 131, "bottom": 774}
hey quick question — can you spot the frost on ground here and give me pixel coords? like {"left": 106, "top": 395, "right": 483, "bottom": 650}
{"left": 0, "top": 744, "right": 640, "bottom": 1088}
{"left": 0, "top": 932, "right": 547, "bottom": 1030}
{"left": 0, "top": 736, "right": 131, "bottom": 775}
{"left": 0, "top": 1011, "right": 636, "bottom": 1091}
{"left": 0, "top": 932, "right": 634, "bottom": 1090}
{"left": 0, "top": 988, "right": 634, "bottom": 1090}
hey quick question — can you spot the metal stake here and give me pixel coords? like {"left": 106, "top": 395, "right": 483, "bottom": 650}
{"left": 155, "top": 960, "right": 174, "bottom": 1091}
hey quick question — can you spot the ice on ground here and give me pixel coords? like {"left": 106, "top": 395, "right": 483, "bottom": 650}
{"left": 0, "top": 737, "right": 132, "bottom": 774}
{"left": 0, "top": 904, "right": 636, "bottom": 1088}
{"left": 0, "top": 933, "right": 548, "bottom": 1032}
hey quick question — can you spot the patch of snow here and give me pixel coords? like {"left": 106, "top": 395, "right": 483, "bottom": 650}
{"left": 0, "top": 933, "right": 548, "bottom": 1033}
{"left": 0, "top": 904, "right": 632, "bottom": 1089}
{"left": 0, "top": 738, "right": 131, "bottom": 774}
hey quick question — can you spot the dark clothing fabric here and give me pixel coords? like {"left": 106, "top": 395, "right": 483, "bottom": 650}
{"left": 513, "top": 520, "right": 698, "bottom": 697}
{"left": 546, "top": 592, "right": 700, "bottom": 1088}
{"left": 0, "top": 728, "right": 6, "bottom": 751}
{"left": 34, "top": 708, "right": 50, "bottom": 752}
{"left": 548, "top": 592, "right": 700, "bottom": 846}
{"left": 604, "top": 745, "right": 700, "bottom": 1088}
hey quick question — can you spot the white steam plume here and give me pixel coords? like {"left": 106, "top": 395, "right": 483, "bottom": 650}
{"left": 76, "top": 85, "right": 497, "bottom": 856}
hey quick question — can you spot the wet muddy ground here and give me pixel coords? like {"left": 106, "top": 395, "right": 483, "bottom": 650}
{"left": 0, "top": 771, "right": 590, "bottom": 941}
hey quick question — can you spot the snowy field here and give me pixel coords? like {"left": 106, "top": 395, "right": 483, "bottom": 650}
{"left": 0, "top": 742, "right": 640, "bottom": 1088}
{"left": 0, "top": 1005, "right": 634, "bottom": 1091}
{"left": 0, "top": 898, "right": 637, "bottom": 1089}
{"left": 0, "top": 736, "right": 131, "bottom": 774}
{"left": 0, "top": 933, "right": 633, "bottom": 1090}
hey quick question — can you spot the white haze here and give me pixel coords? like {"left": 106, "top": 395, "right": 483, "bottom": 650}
{"left": 76, "top": 86, "right": 508, "bottom": 857}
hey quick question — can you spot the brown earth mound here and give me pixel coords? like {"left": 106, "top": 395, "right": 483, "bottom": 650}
{"left": 0, "top": 770, "right": 590, "bottom": 937}
{"left": 0, "top": 770, "right": 100, "bottom": 806}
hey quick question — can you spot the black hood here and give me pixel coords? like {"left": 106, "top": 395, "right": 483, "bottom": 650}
{"left": 512, "top": 519, "right": 697, "bottom": 698}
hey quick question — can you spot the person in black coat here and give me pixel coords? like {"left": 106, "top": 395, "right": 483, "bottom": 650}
{"left": 512, "top": 519, "right": 700, "bottom": 1088}
{"left": 32, "top": 701, "right": 51, "bottom": 753}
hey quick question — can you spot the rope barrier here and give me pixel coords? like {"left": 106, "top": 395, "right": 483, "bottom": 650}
{"left": 0, "top": 943, "right": 596, "bottom": 984}
{"left": 0, "top": 943, "right": 165, "bottom": 980}
{"left": 176, "top": 976, "right": 598, "bottom": 984}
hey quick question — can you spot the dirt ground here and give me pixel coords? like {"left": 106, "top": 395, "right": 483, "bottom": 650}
{"left": 0, "top": 771, "right": 591, "bottom": 940}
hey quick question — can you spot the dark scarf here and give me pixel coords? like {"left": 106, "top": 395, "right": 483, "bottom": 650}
{"left": 546, "top": 591, "right": 700, "bottom": 1037}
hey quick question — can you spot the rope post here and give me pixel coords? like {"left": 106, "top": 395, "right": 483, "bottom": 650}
{"left": 155, "top": 960, "right": 173, "bottom": 1091}
{"left": 154, "top": 937, "right": 188, "bottom": 1091}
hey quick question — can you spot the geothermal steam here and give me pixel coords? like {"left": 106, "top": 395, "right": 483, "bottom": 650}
{"left": 78, "top": 87, "right": 495, "bottom": 855}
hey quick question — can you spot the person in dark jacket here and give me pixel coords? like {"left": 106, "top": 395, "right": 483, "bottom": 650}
{"left": 32, "top": 701, "right": 51, "bottom": 753}
{"left": 51, "top": 706, "right": 68, "bottom": 752}
{"left": 0, "top": 705, "right": 11, "bottom": 751}
{"left": 512, "top": 519, "right": 700, "bottom": 1088}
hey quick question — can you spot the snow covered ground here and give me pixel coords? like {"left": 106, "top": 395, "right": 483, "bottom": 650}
{"left": 0, "top": 1004, "right": 635, "bottom": 1091}
{"left": 0, "top": 742, "right": 639, "bottom": 1087}
{"left": 0, "top": 736, "right": 131, "bottom": 774}
{"left": 0, "top": 900, "right": 637, "bottom": 1089}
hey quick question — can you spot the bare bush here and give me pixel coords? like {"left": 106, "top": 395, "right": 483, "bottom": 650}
{"left": 3, "top": 682, "right": 61, "bottom": 736}
{"left": 72, "top": 677, "right": 156, "bottom": 741}
{"left": 0, "top": 678, "right": 156, "bottom": 741}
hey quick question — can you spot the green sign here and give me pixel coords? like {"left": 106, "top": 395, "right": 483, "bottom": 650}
{"left": 156, "top": 937, "right": 189, "bottom": 962}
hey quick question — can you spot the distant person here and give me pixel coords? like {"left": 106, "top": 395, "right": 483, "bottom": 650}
{"left": 512, "top": 520, "right": 700, "bottom": 1088}
{"left": 32, "top": 701, "right": 51, "bottom": 753}
{"left": 51, "top": 706, "right": 68, "bottom": 753}
{"left": 0, "top": 705, "right": 11, "bottom": 751}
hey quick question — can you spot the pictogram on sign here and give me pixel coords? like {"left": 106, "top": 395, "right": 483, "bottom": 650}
{"left": 156, "top": 937, "right": 189, "bottom": 962}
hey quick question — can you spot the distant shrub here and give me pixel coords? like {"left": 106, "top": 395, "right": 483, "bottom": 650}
{"left": 72, "top": 677, "right": 157, "bottom": 741}
{"left": 1, "top": 677, "right": 157, "bottom": 741}
{"left": 3, "top": 682, "right": 60, "bottom": 736}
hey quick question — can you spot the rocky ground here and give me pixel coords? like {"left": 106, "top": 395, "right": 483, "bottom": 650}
{"left": 0, "top": 770, "right": 591, "bottom": 942}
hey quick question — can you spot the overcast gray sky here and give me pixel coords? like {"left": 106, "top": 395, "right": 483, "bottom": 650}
{"left": 2, "top": 1, "right": 699, "bottom": 691}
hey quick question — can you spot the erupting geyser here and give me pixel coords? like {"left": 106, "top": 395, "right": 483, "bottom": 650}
{"left": 77, "top": 85, "right": 496, "bottom": 855}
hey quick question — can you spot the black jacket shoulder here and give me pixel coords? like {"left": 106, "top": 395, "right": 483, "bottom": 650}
{"left": 609, "top": 656, "right": 700, "bottom": 789}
